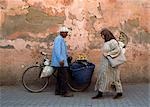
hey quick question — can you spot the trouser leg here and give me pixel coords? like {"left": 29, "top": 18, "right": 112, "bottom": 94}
{"left": 56, "top": 67, "right": 68, "bottom": 94}
{"left": 55, "top": 68, "right": 61, "bottom": 94}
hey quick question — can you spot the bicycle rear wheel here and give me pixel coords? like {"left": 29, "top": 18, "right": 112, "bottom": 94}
{"left": 22, "top": 65, "right": 49, "bottom": 93}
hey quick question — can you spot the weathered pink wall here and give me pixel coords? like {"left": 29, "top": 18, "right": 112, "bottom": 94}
{"left": 0, "top": 0, "right": 150, "bottom": 85}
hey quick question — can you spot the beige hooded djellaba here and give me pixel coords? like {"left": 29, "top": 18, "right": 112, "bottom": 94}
{"left": 95, "top": 39, "right": 123, "bottom": 93}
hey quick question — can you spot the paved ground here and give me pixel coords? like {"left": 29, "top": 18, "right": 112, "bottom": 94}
{"left": 0, "top": 83, "right": 150, "bottom": 107}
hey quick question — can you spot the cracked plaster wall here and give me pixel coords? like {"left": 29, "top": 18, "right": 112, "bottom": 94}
{"left": 0, "top": 0, "right": 150, "bottom": 85}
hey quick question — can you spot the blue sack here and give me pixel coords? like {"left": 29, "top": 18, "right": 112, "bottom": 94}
{"left": 70, "top": 60, "right": 95, "bottom": 84}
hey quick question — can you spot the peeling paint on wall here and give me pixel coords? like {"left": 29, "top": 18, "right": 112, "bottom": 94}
{"left": 2, "top": 6, "right": 65, "bottom": 37}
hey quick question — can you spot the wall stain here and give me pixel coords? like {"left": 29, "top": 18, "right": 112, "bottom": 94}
{"left": 120, "top": 18, "right": 150, "bottom": 44}
{"left": 26, "top": 7, "right": 65, "bottom": 25}
{"left": 122, "top": 18, "right": 140, "bottom": 33}
{"left": 2, "top": 6, "right": 65, "bottom": 37}
{"left": 8, "top": 33, "right": 56, "bottom": 43}
{"left": 133, "top": 30, "right": 150, "bottom": 44}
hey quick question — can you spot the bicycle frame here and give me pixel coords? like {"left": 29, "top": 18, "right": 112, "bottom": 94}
{"left": 22, "top": 52, "right": 93, "bottom": 93}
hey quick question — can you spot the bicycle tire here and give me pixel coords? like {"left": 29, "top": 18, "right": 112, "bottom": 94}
{"left": 67, "top": 81, "right": 91, "bottom": 92}
{"left": 22, "top": 65, "right": 49, "bottom": 93}
{"left": 51, "top": 68, "right": 91, "bottom": 92}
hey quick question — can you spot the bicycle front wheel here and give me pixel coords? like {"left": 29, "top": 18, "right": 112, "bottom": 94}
{"left": 22, "top": 66, "right": 49, "bottom": 93}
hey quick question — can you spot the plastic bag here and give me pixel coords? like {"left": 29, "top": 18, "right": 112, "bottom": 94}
{"left": 40, "top": 66, "right": 54, "bottom": 78}
{"left": 44, "top": 59, "right": 50, "bottom": 66}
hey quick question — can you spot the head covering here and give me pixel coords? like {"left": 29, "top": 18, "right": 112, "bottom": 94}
{"left": 59, "top": 26, "right": 69, "bottom": 32}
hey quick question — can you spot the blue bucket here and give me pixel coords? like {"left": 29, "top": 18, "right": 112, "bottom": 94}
{"left": 70, "top": 61, "right": 95, "bottom": 84}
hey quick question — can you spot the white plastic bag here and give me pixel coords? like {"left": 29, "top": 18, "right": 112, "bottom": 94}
{"left": 44, "top": 59, "right": 50, "bottom": 66}
{"left": 40, "top": 66, "right": 54, "bottom": 78}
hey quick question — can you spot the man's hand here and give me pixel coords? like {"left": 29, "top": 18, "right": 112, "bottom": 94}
{"left": 59, "top": 60, "right": 64, "bottom": 67}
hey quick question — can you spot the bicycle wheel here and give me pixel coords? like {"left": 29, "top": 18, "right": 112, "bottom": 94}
{"left": 67, "top": 72, "right": 91, "bottom": 92}
{"left": 22, "top": 65, "right": 49, "bottom": 93}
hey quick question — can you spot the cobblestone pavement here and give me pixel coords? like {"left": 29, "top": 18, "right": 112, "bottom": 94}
{"left": 0, "top": 83, "right": 150, "bottom": 107}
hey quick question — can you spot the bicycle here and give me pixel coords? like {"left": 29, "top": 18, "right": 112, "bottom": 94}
{"left": 22, "top": 52, "right": 95, "bottom": 93}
